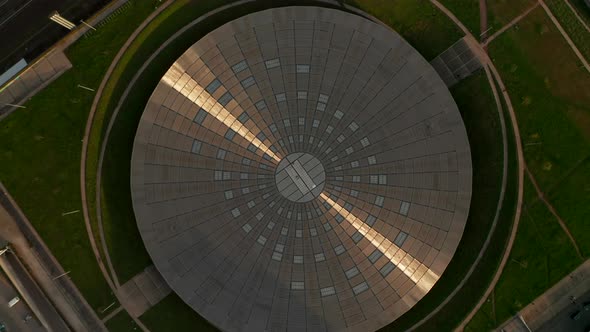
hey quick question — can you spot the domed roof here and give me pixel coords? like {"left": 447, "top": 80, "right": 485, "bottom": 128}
{"left": 131, "top": 6, "right": 472, "bottom": 331}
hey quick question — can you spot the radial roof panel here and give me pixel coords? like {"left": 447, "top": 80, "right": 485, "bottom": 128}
{"left": 130, "top": 6, "right": 472, "bottom": 332}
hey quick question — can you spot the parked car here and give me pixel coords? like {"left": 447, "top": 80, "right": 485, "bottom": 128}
{"left": 7, "top": 297, "right": 19, "bottom": 308}
{"left": 0, "top": 322, "right": 6, "bottom": 332}
{"left": 583, "top": 301, "right": 590, "bottom": 311}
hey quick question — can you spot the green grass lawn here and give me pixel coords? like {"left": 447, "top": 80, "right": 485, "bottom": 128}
{"left": 546, "top": 0, "right": 590, "bottom": 62}
{"left": 548, "top": 157, "right": 590, "bottom": 256}
{"left": 488, "top": 7, "right": 590, "bottom": 246}
{"left": 465, "top": 6, "right": 590, "bottom": 330}
{"left": 439, "top": 0, "right": 480, "bottom": 35}
{"left": 436, "top": 0, "right": 538, "bottom": 38}
{"left": 465, "top": 178, "right": 581, "bottom": 330}
{"left": 0, "top": 0, "right": 163, "bottom": 314}
{"left": 346, "top": 0, "right": 463, "bottom": 60}
{"left": 487, "top": 0, "right": 537, "bottom": 31}
{"left": 105, "top": 309, "right": 139, "bottom": 332}
{"left": 382, "top": 70, "right": 515, "bottom": 331}
{"left": 140, "top": 294, "right": 217, "bottom": 331}
{"left": 409, "top": 75, "right": 519, "bottom": 332}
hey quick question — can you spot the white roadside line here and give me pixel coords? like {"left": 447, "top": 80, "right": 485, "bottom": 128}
{"left": 0, "top": 0, "right": 33, "bottom": 29}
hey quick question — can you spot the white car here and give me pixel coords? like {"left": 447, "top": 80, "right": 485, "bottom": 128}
{"left": 7, "top": 296, "right": 19, "bottom": 308}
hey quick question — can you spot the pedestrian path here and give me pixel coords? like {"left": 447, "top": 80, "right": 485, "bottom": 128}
{"left": 430, "top": 37, "right": 482, "bottom": 87}
{"left": 118, "top": 265, "right": 171, "bottom": 317}
{"left": 0, "top": 0, "right": 131, "bottom": 118}
{"left": 499, "top": 259, "right": 590, "bottom": 331}
{"left": 0, "top": 51, "right": 72, "bottom": 118}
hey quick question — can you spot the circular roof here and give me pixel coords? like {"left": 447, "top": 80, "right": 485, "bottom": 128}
{"left": 131, "top": 6, "right": 472, "bottom": 332}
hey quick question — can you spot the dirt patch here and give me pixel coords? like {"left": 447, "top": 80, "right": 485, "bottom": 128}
{"left": 566, "top": 107, "right": 590, "bottom": 142}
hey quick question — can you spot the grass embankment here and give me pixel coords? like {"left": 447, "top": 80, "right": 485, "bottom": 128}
{"left": 487, "top": 7, "right": 590, "bottom": 248}
{"left": 347, "top": 0, "right": 463, "bottom": 60}
{"left": 140, "top": 294, "right": 217, "bottom": 331}
{"left": 104, "top": 310, "right": 138, "bottom": 332}
{"left": 434, "top": 0, "right": 539, "bottom": 40}
{"left": 545, "top": 0, "right": 590, "bottom": 61}
{"left": 466, "top": 178, "right": 580, "bottom": 330}
{"left": 439, "top": 0, "right": 480, "bottom": 34}
{"left": 0, "top": 0, "right": 161, "bottom": 315}
{"left": 466, "top": 6, "right": 590, "bottom": 329}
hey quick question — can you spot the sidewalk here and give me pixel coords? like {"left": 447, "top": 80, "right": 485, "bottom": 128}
{"left": 499, "top": 259, "right": 590, "bottom": 331}
{"left": 0, "top": 51, "right": 72, "bottom": 119}
{"left": 0, "top": 183, "right": 106, "bottom": 331}
{"left": 0, "top": 0, "right": 130, "bottom": 118}
{"left": 118, "top": 265, "right": 170, "bottom": 317}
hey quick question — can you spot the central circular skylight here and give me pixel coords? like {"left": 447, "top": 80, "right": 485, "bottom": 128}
{"left": 275, "top": 152, "right": 325, "bottom": 202}
{"left": 130, "top": 6, "right": 472, "bottom": 332}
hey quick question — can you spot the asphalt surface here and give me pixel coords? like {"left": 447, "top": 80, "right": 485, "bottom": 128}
{"left": 0, "top": 251, "right": 67, "bottom": 331}
{"left": 0, "top": 269, "right": 44, "bottom": 332}
{"left": 0, "top": 189, "right": 104, "bottom": 331}
{"left": 537, "top": 289, "right": 590, "bottom": 332}
{"left": 0, "top": 0, "right": 110, "bottom": 73}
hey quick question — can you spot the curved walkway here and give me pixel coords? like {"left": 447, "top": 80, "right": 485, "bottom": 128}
{"left": 80, "top": 1, "right": 175, "bottom": 331}
{"left": 458, "top": 0, "right": 590, "bottom": 328}
{"left": 411, "top": 1, "right": 526, "bottom": 331}
{"left": 406, "top": 4, "right": 517, "bottom": 332}
{"left": 333, "top": 1, "right": 522, "bottom": 331}
{"left": 526, "top": 167, "right": 583, "bottom": 259}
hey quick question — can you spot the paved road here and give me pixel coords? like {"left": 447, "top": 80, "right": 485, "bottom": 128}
{"left": 0, "top": 186, "right": 105, "bottom": 331}
{"left": 537, "top": 289, "right": 590, "bottom": 332}
{"left": 0, "top": 0, "right": 109, "bottom": 73}
{"left": 0, "top": 251, "right": 67, "bottom": 331}
{"left": 0, "top": 269, "right": 44, "bottom": 332}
